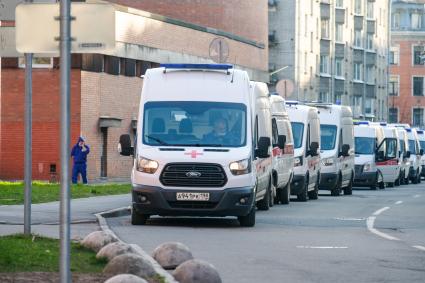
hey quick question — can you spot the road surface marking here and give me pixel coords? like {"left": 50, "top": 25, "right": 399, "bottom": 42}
{"left": 413, "top": 194, "right": 421, "bottom": 198}
{"left": 296, "top": 246, "right": 348, "bottom": 249}
{"left": 366, "top": 215, "right": 400, "bottom": 241}
{"left": 334, "top": 217, "right": 365, "bottom": 221}
{"left": 373, "top": 206, "right": 390, "bottom": 216}
{"left": 395, "top": 201, "right": 403, "bottom": 205}
{"left": 412, "top": 245, "right": 425, "bottom": 251}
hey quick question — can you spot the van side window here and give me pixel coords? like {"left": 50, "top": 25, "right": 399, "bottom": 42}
{"left": 272, "top": 118, "right": 278, "bottom": 147}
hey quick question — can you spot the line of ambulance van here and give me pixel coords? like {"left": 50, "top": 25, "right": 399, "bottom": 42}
{"left": 117, "top": 64, "right": 425, "bottom": 227}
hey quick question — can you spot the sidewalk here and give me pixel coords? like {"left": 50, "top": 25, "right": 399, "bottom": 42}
{"left": 0, "top": 194, "right": 130, "bottom": 239}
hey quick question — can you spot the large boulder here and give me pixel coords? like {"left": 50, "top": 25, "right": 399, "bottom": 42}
{"left": 103, "top": 253, "right": 156, "bottom": 280}
{"left": 81, "top": 231, "right": 117, "bottom": 252}
{"left": 104, "top": 274, "right": 148, "bottom": 283}
{"left": 152, "top": 242, "right": 194, "bottom": 269}
{"left": 97, "top": 242, "right": 137, "bottom": 261}
{"left": 173, "top": 259, "right": 222, "bottom": 283}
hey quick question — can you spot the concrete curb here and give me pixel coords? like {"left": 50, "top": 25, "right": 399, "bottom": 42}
{"left": 95, "top": 207, "right": 179, "bottom": 283}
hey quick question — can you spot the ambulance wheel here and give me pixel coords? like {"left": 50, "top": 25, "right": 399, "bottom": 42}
{"left": 370, "top": 173, "right": 378, "bottom": 190}
{"left": 308, "top": 176, "right": 319, "bottom": 200}
{"left": 131, "top": 209, "right": 149, "bottom": 225}
{"left": 388, "top": 182, "right": 395, "bottom": 188}
{"left": 269, "top": 181, "right": 275, "bottom": 208}
{"left": 331, "top": 173, "right": 342, "bottom": 196}
{"left": 297, "top": 176, "right": 308, "bottom": 202}
{"left": 418, "top": 174, "right": 422, "bottom": 184}
{"left": 257, "top": 183, "right": 271, "bottom": 211}
{"left": 238, "top": 206, "right": 256, "bottom": 227}
{"left": 412, "top": 174, "right": 418, "bottom": 184}
{"left": 279, "top": 183, "right": 291, "bottom": 205}
{"left": 395, "top": 177, "right": 400, "bottom": 187}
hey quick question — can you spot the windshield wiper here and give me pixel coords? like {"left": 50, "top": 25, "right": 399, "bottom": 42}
{"left": 172, "top": 143, "right": 224, "bottom": 147}
{"left": 145, "top": 135, "right": 169, "bottom": 145}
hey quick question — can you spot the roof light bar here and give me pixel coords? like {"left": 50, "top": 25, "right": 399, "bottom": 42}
{"left": 354, "top": 121, "right": 370, "bottom": 125}
{"left": 380, "top": 122, "right": 387, "bottom": 126}
{"left": 160, "top": 63, "right": 233, "bottom": 70}
{"left": 417, "top": 130, "right": 424, "bottom": 134}
{"left": 406, "top": 128, "right": 412, "bottom": 132}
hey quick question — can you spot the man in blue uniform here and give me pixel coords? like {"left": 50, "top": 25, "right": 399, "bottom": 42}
{"left": 71, "top": 136, "right": 90, "bottom": 184}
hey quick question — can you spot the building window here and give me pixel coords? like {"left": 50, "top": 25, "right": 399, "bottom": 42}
{"left": 411, "top": 13, "right": 422, "bottom": 30}
{"left": 413, "top": 108, "right": 424, "bottom": 127}
{"left": 320, "top": 55, "right": 330, "bottom": 74}
{"left": 367, "top": 2, "right": 374, "bottom": 19}
{"left": 365, "top": 98, "right": 374, "bottom": 115}
{"left": 389, "top": 108, "right": 398, "bottom": 123}
{"left": 413, "top": 46, "right": 425, "bottom": 65}
{"left": 335, "top": 92, "right": 342, "bottom": 104}
{"left": 354, "top": 0, "right": 362, "bottom": 15}
{"left": 392, "top": 13, "right": 400, "bottom": 29}
{"left": 366, "top": 66, "right": 374, "bottom": 84}
{"left": 354, "top": 30, "right": 362, "bottom": 48}
{"left": 366, "top": 33, "right": 373, "bottom": 50}
{"left": 335, "top": 23, "right": 343, "bottom": 42}
{"left": 389, "top": 76, "right": 399, "bottom": 96}
{"left": 18, "top": 57, "right": 53, "bottom": 69}
{"left": 390, "top": 47, "right": 399, "bottom": 65}
{"left": 413, "top": 77, "right": 424, "bottom": 96}
{"left": 319, "top": 91, "right": 329, "bottom": 103}
{"left": 336, "top": 0, "right": 343, "bottom": 9}
{"left": 352, "top": 96, "right": 362, "bottom": 117}
{"left": 104, "top": 56, "right": 120, "bottom": 75}
{"left": 335, "top": 58, "right": 343, "bottom": 77}
{"left": 354, "top": 63, "right": 363, "bottom": 81}
{"left": 321, "top": 19, "right": 330, "bottom": 39}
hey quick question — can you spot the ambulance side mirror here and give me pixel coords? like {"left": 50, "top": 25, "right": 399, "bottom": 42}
{"left": 340, "top": 144, "right": 350, "bottom": 157}
{"left": 376, "top": 150, "right": 385, "bottom": 161}
{"left": 277, "top": 135, "right": 286, "bottom": 150}
{"left": 420, "top": 149, "right": 424, "bottom": 156}
{"left": 404, "top": 151, "right": 411, "bottom": 158}
{"left": 256, "top": 137, "right": 271, "bottom": 158}
{"left": 118, "top": 134, "right": 134, "bottom": 156}
{"left": 309, "top": 142, "right": 319, "bottom": 157}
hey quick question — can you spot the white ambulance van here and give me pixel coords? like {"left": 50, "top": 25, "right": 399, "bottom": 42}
{"left": 309, "top": 104, "right": 354, "bottom": 196}
{"left": 406, "top": 128, "right": 423, "bottom": 184}
{"left": 353, "top": 121, "right": 386, "bottom": 190}
{"left": 372, "top": 123, "right": 400, "bottom": 187}
{"left": 118, "top": 64, "right": 273, "bottom": 227}
{"left": 269, "top": 94, "right": 294, "bottom": 205}
{"left": 395, "top": 127, "right": 411, "bottom": 185}
{"left": 286, "top": 102, "right": 321, "bottom": 201}
{"left": 416, "top": 129, "right": 425, "bottom": 180}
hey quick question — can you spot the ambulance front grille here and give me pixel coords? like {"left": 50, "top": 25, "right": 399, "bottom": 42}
{"left": 160, "top": 163, "right": 227, "bottom": 187}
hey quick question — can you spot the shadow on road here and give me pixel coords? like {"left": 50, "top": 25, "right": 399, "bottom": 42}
{"left": 138, "top": 216, "right": 242, "bottom": 228}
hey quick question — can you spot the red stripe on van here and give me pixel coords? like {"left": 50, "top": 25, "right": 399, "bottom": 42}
{"left": 376, "top": 159, "right": 398, "bottom": 166}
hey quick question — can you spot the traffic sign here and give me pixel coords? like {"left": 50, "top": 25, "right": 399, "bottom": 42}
{"left": 15, "top": 3, "right": 115, "bottom": 54}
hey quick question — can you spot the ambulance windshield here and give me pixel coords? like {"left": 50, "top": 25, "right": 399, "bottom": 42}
{"left": 142, "top": 101, "right": 247, "bottom": 147}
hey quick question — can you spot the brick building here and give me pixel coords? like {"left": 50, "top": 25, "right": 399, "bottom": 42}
{"left": 0, "top": 1, "right": 268, "bottom": 181}
{"left": 389, "top": 0, "right": 425, "bottom": 127}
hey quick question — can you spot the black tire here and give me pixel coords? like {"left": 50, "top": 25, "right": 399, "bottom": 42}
{"left": 418, "top": 174, "right": 422, "bottom": 184}
{"left": 257, "top": 182, "right": 271, "bottom": 211}
{"left": 395, "top": 176, "right": 400, "bottom": 187}
{"left": 412, "top": 173, "right": 418, "bottom": 184}
{"left": 238, "top": 206, "right": 256, "bottom": 227}
{"left": 331, "top": 174, "right": 342, "bottom": 196}
{"left": 404, "top": 176, "right": 409, "bottom": 185}
{"left": 131, "top": 208, "right": 149, "bottom": 225}
{"left": 370, "top": 173, "right": 378, "bottom": 190}
{"left": 269, "top": 182, "right": 275, "bottom": 208}
{"left": 388, "top": 182, "right": 395, "bottom": 188}
{"left": 297, "top": 176, "right": 308, "bottom": 202}
{"left": 308, "top": 176, "right": 319, "bottom": 200}
{"left": 379, "top": 174, "right": 385, "bottom": 189}
{"left": 344, "top": 173, "right": 353, "bottom": 195}
{"left": 279, "top": 182, "right": 291, "bottom": 205}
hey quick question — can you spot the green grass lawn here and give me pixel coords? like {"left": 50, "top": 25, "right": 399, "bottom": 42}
{"left": 0, "top": 234, "right": 106, "bottom": 273}
{"left": 0, "top": 181, "right": 131, "bottom": 205}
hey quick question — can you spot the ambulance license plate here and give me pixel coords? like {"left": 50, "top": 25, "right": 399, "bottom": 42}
{"left": 176, "top": 192, "right": 210, "bottom": 201}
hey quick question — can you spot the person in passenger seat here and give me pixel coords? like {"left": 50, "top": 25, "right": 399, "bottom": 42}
{"left": 203, "top": 117, "right": 237, "bottom": 145}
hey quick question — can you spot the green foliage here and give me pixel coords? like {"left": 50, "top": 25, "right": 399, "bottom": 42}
{"left": 0, "top": 234, "right": 106, "bottom": 273}
{"left": 0, "top": 182, "right": 130, "bottom": 205}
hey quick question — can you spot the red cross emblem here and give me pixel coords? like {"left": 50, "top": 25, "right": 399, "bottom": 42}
{"left": 185, "top": 150, "right": 203, "bottom": 158}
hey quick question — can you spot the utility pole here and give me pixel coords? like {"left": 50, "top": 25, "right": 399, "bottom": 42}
{"left": 23, "top": 0, "right": 33, "bottom": 236}
{"left": 59, "top": 0, "right": 72, "bottom": 281}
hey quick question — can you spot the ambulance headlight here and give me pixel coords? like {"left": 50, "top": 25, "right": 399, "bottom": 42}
{"left": 294, "top": 156, "right": 303, "bottom": 167}
{"left": 136, "top": 156, "right": 159, "bottom": 174}
{"left": 321, "top": 157, "right": 335, "bottom": 166}
{"left": 229, "top": 159, "right": 251, "bottom": 175}
{"left": 363, "top": 162, "right": 372, "bottom": 172}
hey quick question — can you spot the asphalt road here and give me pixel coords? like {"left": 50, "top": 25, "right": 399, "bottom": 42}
{"left": 107, "top": 185, "right": 425, "bottom": 283}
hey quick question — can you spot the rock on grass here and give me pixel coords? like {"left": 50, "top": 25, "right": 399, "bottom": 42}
{"left": 81, "top": 231, "right": 117, "bottom": 252}
{"left": 103, "top": 253, "right": 156, "bottom": 280}
{"left": 104, "top": 274, "right": 148, "bottom": 283}
{"left": 97, "top": 242, "right": 137, "bottom": 261}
